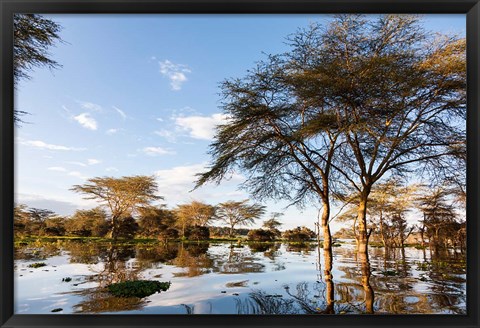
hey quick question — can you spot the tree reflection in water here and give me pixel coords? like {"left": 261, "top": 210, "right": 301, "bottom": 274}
{"left": 172, "top": 243, "right": 213, "bottom": 277}
{"left": 70, "top": 243, "right": 145, "bottom": 313}
{"left": 208, "top": 243, "right": 267, "bottom": 274}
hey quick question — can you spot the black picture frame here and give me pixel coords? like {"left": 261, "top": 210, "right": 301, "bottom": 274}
{"left": 1, "top": 1, "right": 478, "bottom": 327}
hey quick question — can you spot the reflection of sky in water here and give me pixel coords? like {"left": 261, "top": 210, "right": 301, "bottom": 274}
{"left": 14, "top": 242, "right": 466, "bottom": 314}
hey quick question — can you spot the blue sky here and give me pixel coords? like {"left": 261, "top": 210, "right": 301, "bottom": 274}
{"left": 15, "top": 14, "right": 466, "bottom": 232}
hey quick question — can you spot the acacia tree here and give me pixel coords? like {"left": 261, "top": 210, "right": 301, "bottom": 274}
{"left": 416, "top": 187, "right": 458, "bottom": 251}
{"left": 13, "top": 204, "right": 30, "bottom": 236}
{"left": 14, "top": 14, "right": 63, "bottom": 123}
{"left": 263, "top": 213, "right": 283, "bottom": 229}
{"left": 71, "top": 176, "right": 162, "bottom": 240}
{"left": 195, "top": 49, "right": 342, "bottom": 255}
{"left": 197, "top": 15, "right": 465, "bottom": 261}
{"left": 27, "top": 208, "right": 57, "bottom": 236}
{"left": 362, "top": 179, "right": 417, "bottom": 248}
{"left": 174, "top": 201, "right": 216, "bottom": 238}
{"left": 295, "top": 15, "right": 465, "bottom": 256}
{"left": 66, "top": 207, "right": 110, "bottom": 237}
{"left": 215, "top": 200, "right": 265, "bottom": 237}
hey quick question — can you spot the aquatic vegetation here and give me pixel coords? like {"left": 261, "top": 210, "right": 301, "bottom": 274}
{"left": 107, "top": 280, "right": 171, "bottom": 298}
{"left": 28, "top": 262, "right": 47, "bottom": 268}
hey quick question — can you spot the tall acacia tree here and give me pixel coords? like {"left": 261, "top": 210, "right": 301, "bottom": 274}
{"left": 174, "top": 201, "right": 216, "bottom": 238}
{"left": 71, "top": 176, "right": 162, "bottom": 239}
{"left": 295, "top": 15, "right": 466, "bottom": 256}
{"left": 215, "top": 200, "right": 265, "bottom": 237}
{"left": 198, "top": 15, "right": 465, "bottom": 260}
{"left": 195, "top": 54, "right": 342, "bottom": 255}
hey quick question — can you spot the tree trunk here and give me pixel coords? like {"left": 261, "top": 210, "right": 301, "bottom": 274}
{"left": 419, "top": 224, "right": 425, "bottom": 248}
{"left": 321, "top": 201, "right": 332, "bottom": 252}
{"left": 379, "top": 211, "right": 387, "bottom": 248}
{"left": 359, "top": 250, "right": 374, "bottom": 314}
{"left": 109, "top": 216, "right": 119, "bottom": 240}
{"left": 229, "top": 224, "right": 234, "bottom": 238}
{"left": 356, "top": 192, "right": 370, "bottom": 256}
{"left": 320, "top": 200, "right": 335, "bottom": 313}
{"left": 324, "top": 246, "right": 335, "bottom": 314}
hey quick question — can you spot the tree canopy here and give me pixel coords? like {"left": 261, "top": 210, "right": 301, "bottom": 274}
{"left": 71, "top": 175, "right": 162, "bottom": 239}
{"left": 196, "top": 14, "right": 466, "bottom": 255}
{"left": 215, "top": 200, "right": 266, "bottom": 237}
{"left": 13, "top": 14, "right": 63, "bottom": 123}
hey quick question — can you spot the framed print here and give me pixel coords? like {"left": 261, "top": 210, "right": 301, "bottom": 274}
{"left": 1, "top": 1, "right": 479, "bottom": 328}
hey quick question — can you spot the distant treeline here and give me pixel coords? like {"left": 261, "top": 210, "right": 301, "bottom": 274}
{"left": 13, "top": 202, "right": 317, "bottom": 243}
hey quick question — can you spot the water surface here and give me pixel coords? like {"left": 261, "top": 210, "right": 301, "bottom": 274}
{"left": 14, "top": 241, "right": 466, "bottom": 314}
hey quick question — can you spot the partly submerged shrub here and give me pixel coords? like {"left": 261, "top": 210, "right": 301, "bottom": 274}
{"left": 107, "top": 280, "right": 171, "bottom": 298}
{"left": 247, "top": 229, "right": 275, "bottom": 242}
{"left": 185, "top": 225, "right": 210, "bottom": 241}
{"left": 28, "top": 262, "right": 47, "bottom": 268}
{"left": 282, "top": 226, "right": 316, "bottom": 242}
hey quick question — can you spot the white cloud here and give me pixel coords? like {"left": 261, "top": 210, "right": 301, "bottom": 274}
{"left": 48, "top": 166, "right": 67, "bottom": 172}
{"left": 65, "top": 161, "right": 87, "bottom": 167}
{"left": 175, "top": 113, "right": 230, "bottom": 140}
{"left": 154, "top": 163, "right": 246, "bottom": 206}
{"left": 141, "top": 147, "right": 176, "bottom": 156}
{"left": 78, "top": 101, "right": 102, "bottom": 112}
{"left": 155, "top": 163, "right": 206, "bottom": 187}
{"left": 87, "top": 159, "right": 101, "bottom": 165}
{"left": 154, "top": 129, "right": 176, "bottom": 143}
{"left": 65, "top": 159, "right": 101, "bottom": 166}
{"left": 74, "top": 113, "right": 98, "bottom": 130}
{"left": 159, "top": 60, "right": 191, "bottom": 91}
{"left": 106, "top": 167, "right": 119, "bottom": 172}
{"left": 68, "top": 171, "right": 87, "bottom": 179}
{"left": 47, "top": 165, "right": 88, "bottom": 181}
{"left": 106, "top": 128, "right": 119, "bottom": 135}
{"left": 20, "top": 139, "right": 86, "bottom": 151}
{"left": 15, "top": 192, "right": 98, "bottom": 216}
{"left": 154, "top": 164, "right": 206, "bottom": 204}
{"left": 112, "top": 106, "right": 127, "bottom": 120}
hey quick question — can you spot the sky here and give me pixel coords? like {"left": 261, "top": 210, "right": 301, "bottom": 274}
{"left": 14, "top": 14, "right": 466, "bottom": 232}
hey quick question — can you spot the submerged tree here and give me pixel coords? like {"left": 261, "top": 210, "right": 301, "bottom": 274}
{"left": 290, "top": 15, "right": 465, "bottom": 256}
{"left": 195, "top": 33, "right": 343, "bottom": 257}
{"left": 416, "top": 187, "right": 460, "bottom": 251}
{"left": 364, "top": 179, "right": 417, "bottom": 249}
{"left": 215, "top": 200, "right": 265, "bottom": 237}
{"left": 71, "top": 176, "right": 162, "bottom": 240}
{"left": 197, "top": 15, "right": 466, "bottom": 258}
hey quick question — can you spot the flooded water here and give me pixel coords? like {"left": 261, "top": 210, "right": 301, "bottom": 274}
{"left": 14, "top": 241, "right": 466, "bottom": 314}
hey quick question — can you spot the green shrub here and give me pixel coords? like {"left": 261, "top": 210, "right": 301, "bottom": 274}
{"left": 247, "top": 229, "right": 275, "bottom": 242}
{"left": 185, "top": 225, "right": 210, "bottom": 241}
{"left": 107, "top": 280, "right": 171, "bottom": 298}
{"left": 282, "top": 226, "right": 316, "bottom": 242}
